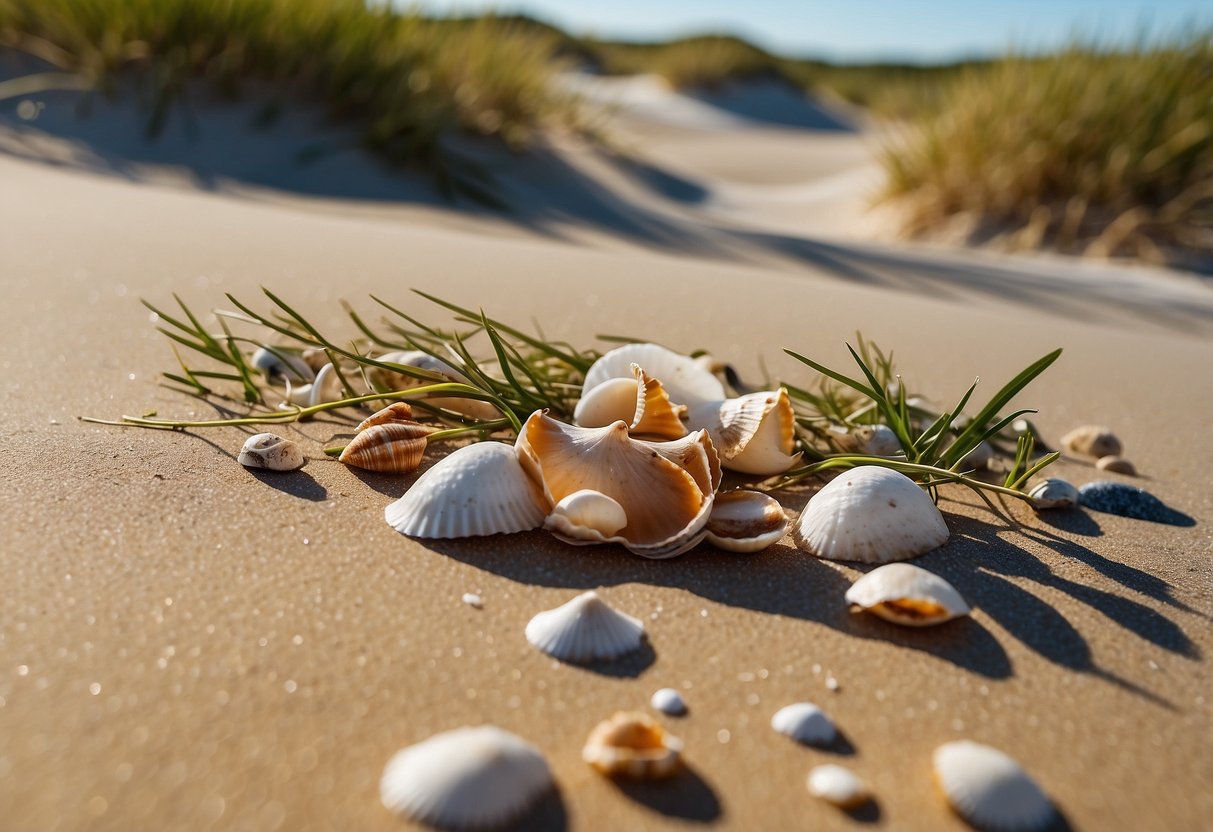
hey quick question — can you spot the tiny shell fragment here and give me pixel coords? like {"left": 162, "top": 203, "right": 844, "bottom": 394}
{"left": 770, "top": 702, "right": 836, "bottom": 746}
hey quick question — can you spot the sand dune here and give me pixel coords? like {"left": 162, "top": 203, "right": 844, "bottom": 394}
{"left": 1, "top": 63, "right": 1212, "bottom": 831}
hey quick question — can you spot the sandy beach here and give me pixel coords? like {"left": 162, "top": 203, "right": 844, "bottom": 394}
{"left": 1, "top": 72, "right": 1211, "bottom": 831}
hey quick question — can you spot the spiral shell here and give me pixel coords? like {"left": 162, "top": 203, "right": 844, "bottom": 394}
{"left": 338, "top": 421, "right": 431, "bottom": 473}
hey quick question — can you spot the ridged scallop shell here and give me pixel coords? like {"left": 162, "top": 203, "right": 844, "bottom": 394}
{"left": 251, "top": 347, "right": 314, "bottom": 383}
{"left": 1061, "top": 425, "right": 1122, "bottom": 458}
{"left": 1095, "top": 455, "right": 1136, "bottom": 475}
{"left": 339, "top": 422, "right": 432, "bottom": 473}
{"left": 704, "top": 490, "right": 788, "bottom": 552}
{"left": 770, "top": 702, "right": 836, "bottom": 746}
{"left": 545, "top": 490, "right": 629, "bottom": 543}
{"left": 685, "top": 389, "right": 800, "bottom": 475}
{"left": 516, "top": 412, "right": 719, "bottom": 558}
{"left": 525, "top": 591, "right": 645, "bottom": 663}
{"left": 238, "top": 433, "right": 305, "bottom": 471}
{"left": 385, "top": 442, "right": 547, "bottom": 538}
{"left": 583, "top": 711, "right": 683, "bottom": 779}
{"left": 650, "top": 688, "right": 687, "bottom": 716}
{"left": 1027, "top": 478, "right": 1078, "bottom": 510}
{"left": 379, "top": 726, "right": 552, "bottom": 830}
{"left": 807, "top": 765, "right": 871, "bottom": 808}
{"left": 583, "top": 343, "right": 725, "bottom": 408}
{"left": 372, "top": 350, "right": 501, "bottom": 421}
{"left": 574, "top": 365, "right": 687, "bottom": 440}
{"left": 845, "top": 563, "right": 970, "bottom": 627}
{"left": 792, "top": 466, "right": 949, "bottom": 563}
{"left": 933, "top": 740, "right": 1054, "bottom": 832}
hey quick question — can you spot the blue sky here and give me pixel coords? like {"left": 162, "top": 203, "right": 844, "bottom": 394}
{"left": 415, "top": 1, "right": 1210, "bottom": 63}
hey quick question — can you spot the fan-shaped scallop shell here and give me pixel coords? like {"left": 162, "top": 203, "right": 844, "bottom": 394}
{"left": 792, "top": 466, "right": 949, "bottom": 563}
{"left": 704, "top": 490, "right": 788, "bottom": 552}
{"left": 807, "top": 765, "right": 871, "bottom": 808}
{"left": 516, "top": 411, "right": 719, "bottom": 558}
{"left": 685, "top": 389, "right": 800, "bottom": 475}
{"left": 574, "top": 364, "right": 687, "bottom": 440}
{"left": 1061, "top": 425, "right": 1122, "bottom": 458}
{"left": 525, "top": 591, "right": 645, "bottom": 663}
{"left": 1027, "top": 478, "right": 1078, "bottom": 510}
{"left": 845, "top": 563, "right": 970, "bottom": 627}
{"left": 379, "top": 725, "right": 552, "bottom": 830}
{"left": 238, "top": 433, "right": 305, "bottom": 471}
{"left": 385, "top": 442, "right": 547, "bottom": 538}
{"left": 582, "top": 711, "right": 683, "bottom": 779}
{"left": 933, "top": 740, "right": 1054, "bottom": 831}
{"left": 339, "top": 421, "right": 432, "bottom": 473}
{"left": 583, "top": 343, "right": 725, "bottom": 408}
{"left": 771, "top": 702, "right": 836, "bottom": 746}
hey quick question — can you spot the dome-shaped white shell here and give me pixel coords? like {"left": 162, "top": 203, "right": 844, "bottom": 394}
{"left": 238, "top": 433, "right": 305, "bottom": 471}
{"left": 1027, "top": 478, "right": 1078, "bottom": 510}
{"left": 583, "top": 343, "right": 725, "bottom": 408}
{"left": 807, "top": 764, "right": 871, "bottom": 808}
{"left": 933, "top": 740, "right": 1054, "bottom": 832}
{"left": 704, "top": 490, "right": 788, "bottom": 552}
{"left": 525, "top": 591, "right": 645, "bottom": 663}
{"left": 385, "top": 442, "right": 547, "bottom": 539}
{"left": 379, "top": 725, "right": 552, "bottom": 830}
{"left": 650, "top": 688, "right": 687, "bottom": 716}
{"left": 770, "top": 702, "right": 836, "bottom": 746}
{"left": 850, "top": 424, "right": 901, "bottom": 456}
{"left": 845, "top": 563, "right": 970, "bottom": 627}
{"left": 545, "top": 490, "right": 629, "bottom": 542}
{"left": 793, "top": 466, "right": 949, "bottom": 563}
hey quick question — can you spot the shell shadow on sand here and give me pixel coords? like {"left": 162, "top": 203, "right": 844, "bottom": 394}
{"left": 609, "top": 764, "right": 723, "bottom": 824}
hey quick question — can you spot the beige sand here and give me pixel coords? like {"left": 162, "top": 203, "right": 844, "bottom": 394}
{"left": 1, "top": 76, "right": 1211, "bottom": 831}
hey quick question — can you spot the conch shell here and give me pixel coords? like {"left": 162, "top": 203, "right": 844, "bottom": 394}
{"left": 685, "top": 389, "right": 800, "bottom": 475}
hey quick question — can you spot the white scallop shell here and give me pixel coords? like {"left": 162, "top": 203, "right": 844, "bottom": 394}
{"left": 1027, "top": 478, "right": 1078, "bottom": 510}
{"left": 384, "top": 442, "right": 547, "bottom": 539}
{"left": 379, "top": 725, "right": 552, "bottom": 830}
{"left": 525, "top": 591, "right": 645, "bottom": 663}
{"left": 792, "top": 466, "right": 949, "bottom": 563}
{"left": 251, "top": 347, "right": 314, "bottom": 383}
{"left": 238, "top": 433, "right": 305, "bottom": 471}
{"left": 545, "top": 489, "right": 629, "bottom": 543}
{"left": 704, "top": 490, "right": 788, "bottom": 552}
{"left": 807, "top": 764, "right": 871, "bottom": 808}
{"left": 1061, "top": 424, "right": 1122, "bottom": 458}
{"left": 685, "top": 389, "right": 800, "bottom": 475}
{"left": 583, "top": 343, "right": 725, "bottom": 408}
{"left": 934, "top": 740, "right": 1054, "bottom": 832}
{"left": 650, "top": 688, "right": 687, "bottom": 716}
{"left": 845, "top": 563, "right": 970, "bottom": 627}
{"left": 770, "top": 702, "right": 836, "bottom": 746}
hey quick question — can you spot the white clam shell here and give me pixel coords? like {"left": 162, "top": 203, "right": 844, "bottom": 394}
{"left": 807, "top": 764, "right": 871, "bottom": 808}
{"left": 793, "top": 466, "right": 949, "bottom": 563}
{"left": 770, "top": 702, "right": 836, "bottom": 746}
{"left": 379, "top": 725, "right": 552, "bottom": 830}
{"left": 685, "top": 389, "right": 800, "bottom": 475}
{"left": 704, "top": 490, "right": 788, "bottom": 552}
{"left": 525, "top": 591, "right": 645, "bottom": 663}
{"left": 845, "top": 563, "right": 970, "bottom": 627}
{"left": 583, "top": 343, "right": 725, "bottom": 408}
{"left": 1027, "top": 478, "right": 1078, "bottom": 510}
{"left": 934, "top": 740, "right": 1054, "bottom": 832}
{"left": 545, "top": 489, "right": 629, "bottom": 543}
{"left": 650, "top": 688, "right": 687, "bottom": 716}
{"left": 384, "top": 442, "right": 547, "bottom": 539}
{"left": 252, "top": 347, "right": 314, "bottom": 383}
{"left": 238, "top": 433, "right": 305, "bottom": 471}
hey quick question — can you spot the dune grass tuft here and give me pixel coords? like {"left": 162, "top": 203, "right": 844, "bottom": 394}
{"left": 879, "top": 32, "right": 1213, "bottom": 265}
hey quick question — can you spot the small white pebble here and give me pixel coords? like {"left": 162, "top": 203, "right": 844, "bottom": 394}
{"left": 650, "top": 688, "right": 687, "bottom": 716}
{"left": 825, "top": 676, "right": 840, "bottom": 692}
{"left": 461, "top": 593, "right": 483, "bottom": 609}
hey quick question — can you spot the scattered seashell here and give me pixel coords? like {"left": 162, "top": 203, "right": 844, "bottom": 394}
{"left": 960, "top": 440, "right": 994, "bottom": 471}
{"left": 650, "top": 688, "right": 687, "bottom": 716}
{"left": 845, "top": 563, "right": 970, "bottom": 627}
{"left": 807, "top": 764, "right": 871, "bottom": 808}
{"left": 372, "top": 350, "right": 501, "bottom": 421}
{"left": 1061, "top": 425, "right": 1122, "bottom": 458}
{"left": 770, "top": 702, "right": 836, "bottom": 746}
{"left": 1027, "top": 478, "right": 1078, "bottom": 510}
{"left": 516, "top": 412, "right": 720, "bottom": 558}
{"left": 793, "top": 466, "right": 949, "bottom": 563}
{"left": 339, "top": 421, "right": 432, "bottom": 473}
{"left": 574, "top": 365, "right": 687, "bottom": 440}
{"left": 251, "top": 347, "right": 314, "bottom": 384}
{"left": 1078, "top": 481, "right": 1190, "bottom": 525}
{"left": 526, "top": 591, "right": 645, "bottom": 663}
{"left": 933, "top": 740, "right": 1054, "bottom": 832}
{"left": 238, "top": 433, "right": 305, "bottom": 471}
{"left": 545, "top": 489, "right": 629, "bottom": 542}
{"left": 385, "top": 442, "right": 547, "bottom": 538}
{"left": 704, "top": 490, "right": 788, "bottom": 552}
{"left": 380, "top": 725, "right": 552, "bottom": 830}
{"left": 354, "top": 402, "right": 415, "bottom": 432}
{"left": 461, "top": 593, "right": 483, "bottom": 609}
{"left": 834, "top": 424, "right": 901, "bottom": 456}
{"left": 583, "top": 343, "right": 725, "bottom": 408}
{"left": 686, "top": 389, "right": 800, "bottom": 475}
{"left": 1095, "top": 455, "right": 1136, "bottom": 476}
{"left": 583, "top": 711, "right": 683, "bottom": 779}
{"left": 282, "top": 362, "right": 342, "bottom": 408}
